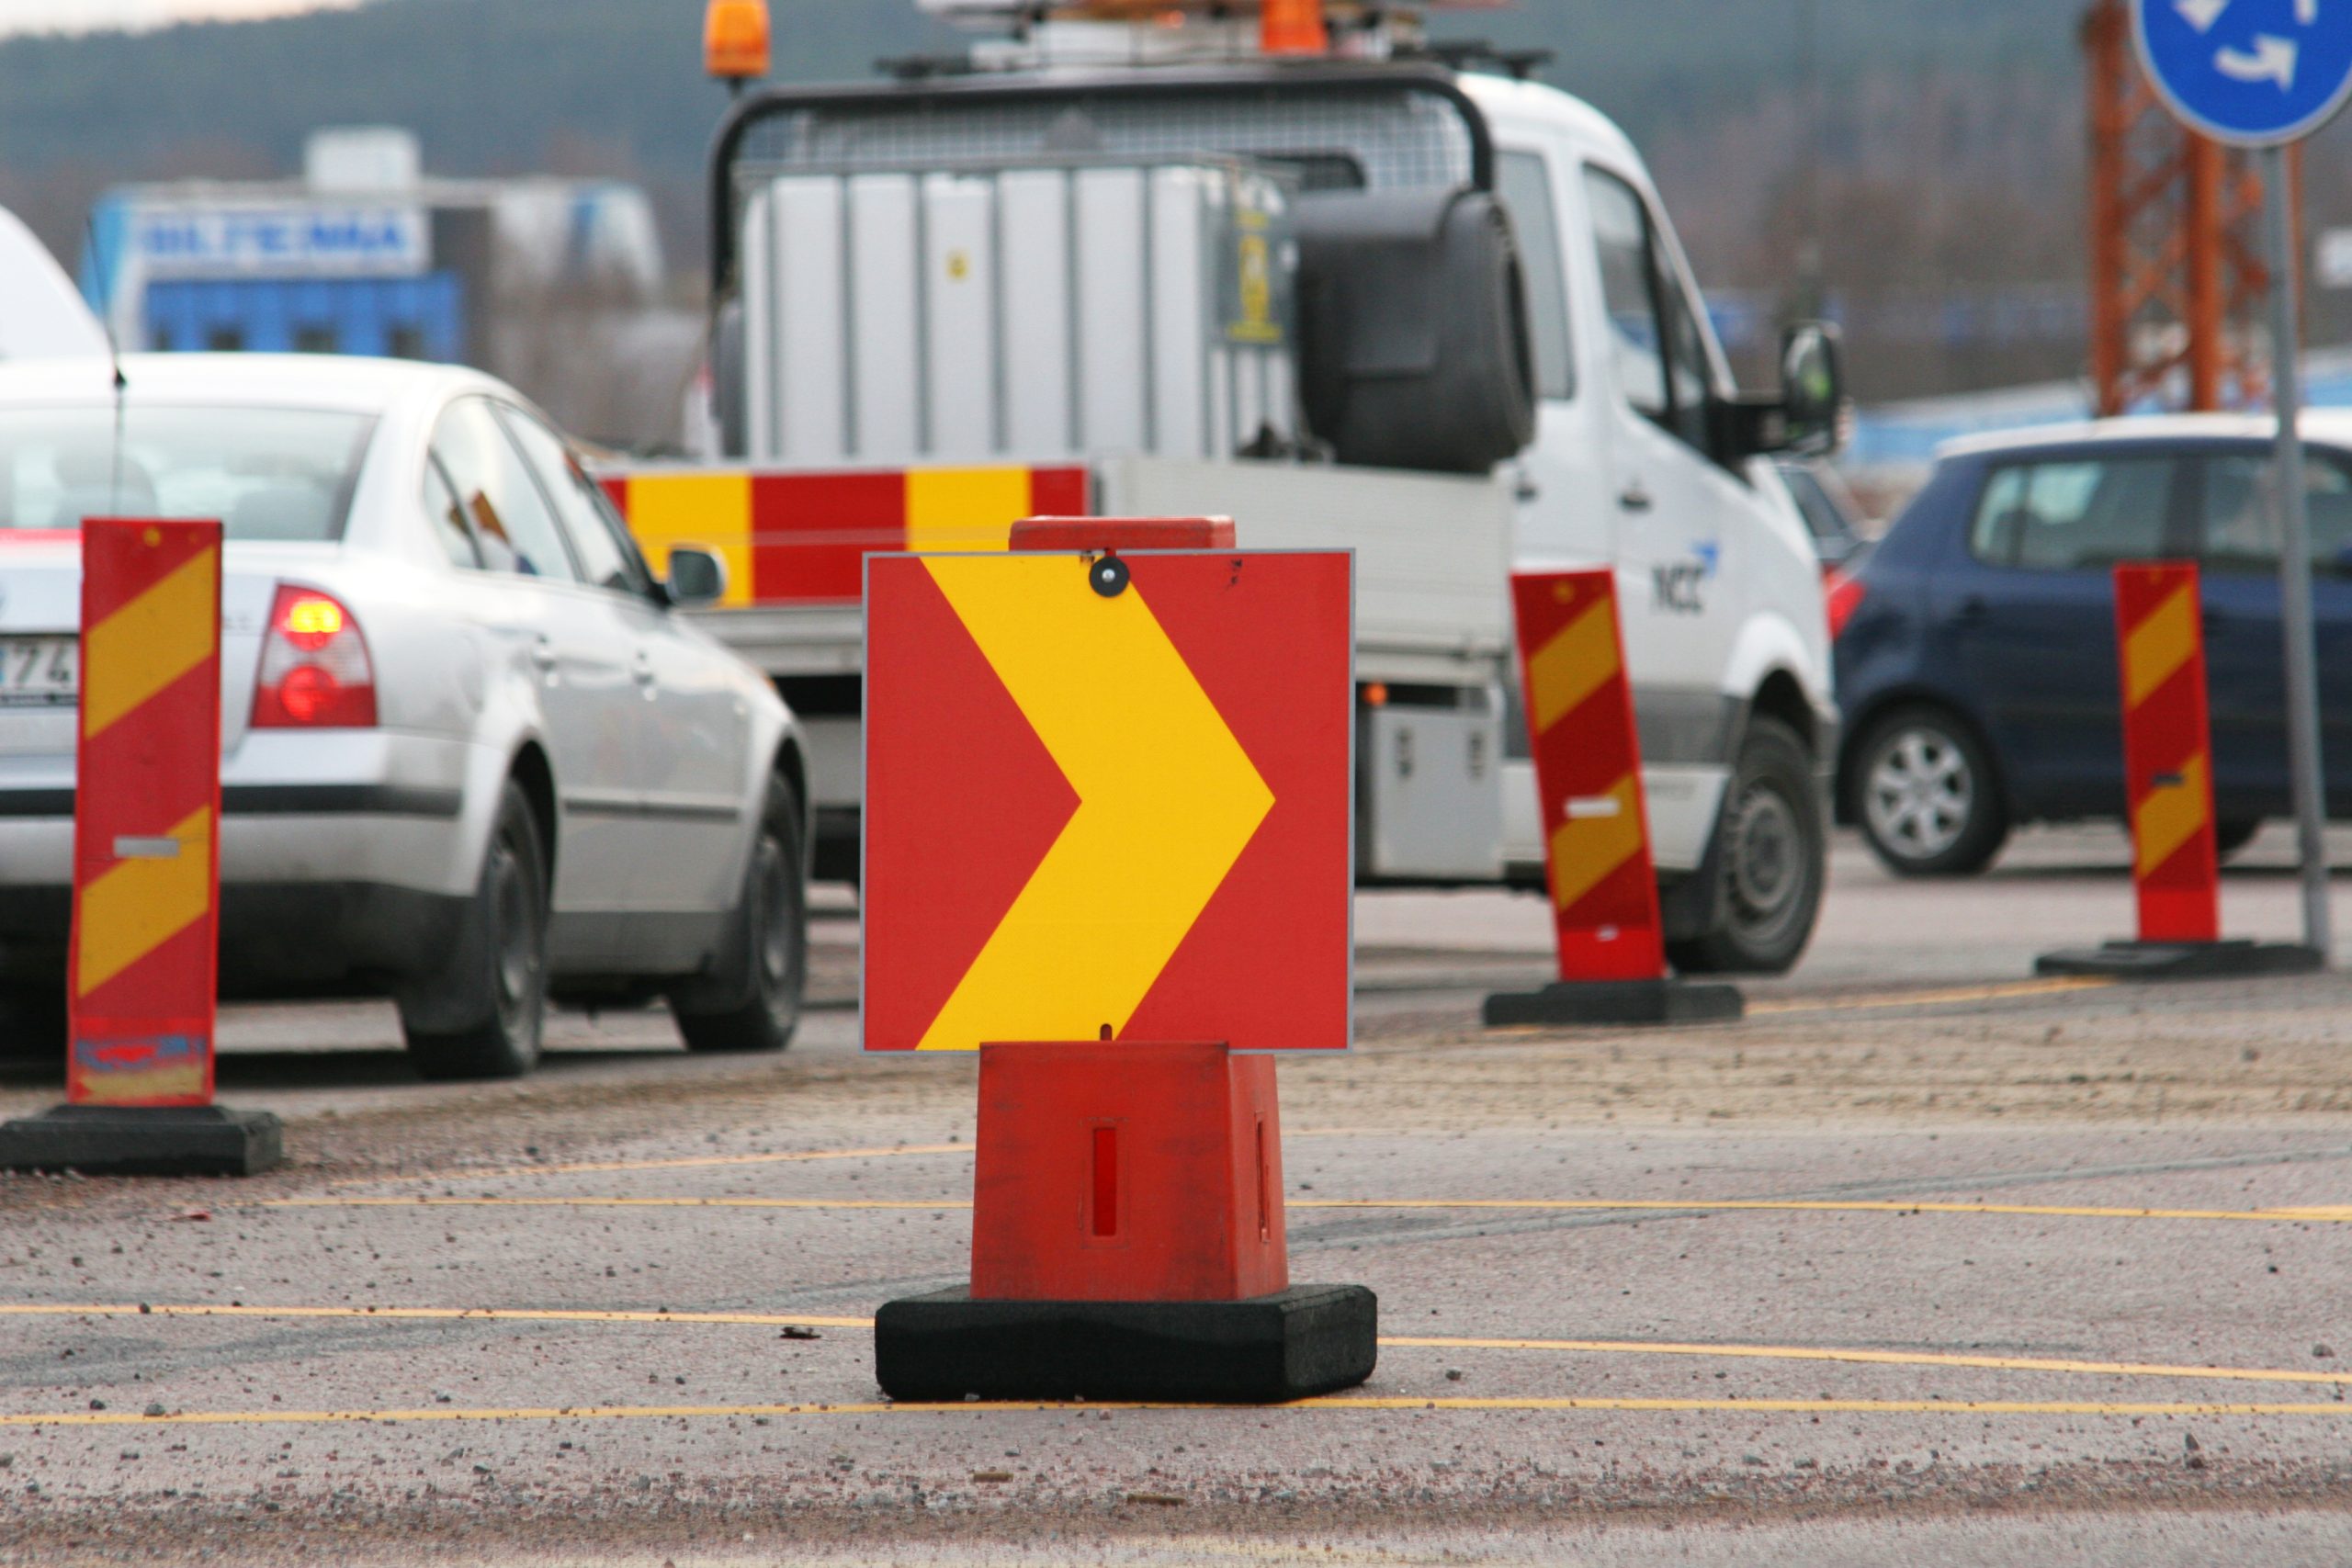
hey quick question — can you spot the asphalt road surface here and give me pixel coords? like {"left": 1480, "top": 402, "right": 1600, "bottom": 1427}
{"left": 9, "top": 829, "right": 2352, "bottom": 1565}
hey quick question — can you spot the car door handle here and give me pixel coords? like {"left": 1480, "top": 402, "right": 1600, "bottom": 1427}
{"left": 631, "top": 653, "right": 658, "bottom": 687}
{"left": 1618, "top": 485, "right": 1654, "bottom": 513}
{"left": 529, "top": 638, "right": 558, "bottom": 673}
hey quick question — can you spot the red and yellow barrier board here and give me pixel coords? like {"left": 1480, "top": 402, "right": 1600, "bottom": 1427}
{"left": 67, "top": 520, "right": 223, "bottom": 1107}
{"left": 600, "top": 464, "right": 1090, "bottom": 607}
{"left": 1510, "top": 569, "right": 1666, "bottom": 983}
{"left": 2114, "top": 561, "right": 2221, "bottom": 944}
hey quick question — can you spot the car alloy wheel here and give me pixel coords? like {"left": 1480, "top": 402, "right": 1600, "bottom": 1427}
{"left": 1864, "top": 725, "right": 1975, "bottom": 863}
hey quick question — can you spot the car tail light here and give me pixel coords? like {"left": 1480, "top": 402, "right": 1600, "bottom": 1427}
{"left": 1824, "top": 569, "right": 1867, "bottom": 642}
{"left": 252, "top": 585, "right": 376, "bottom": 728}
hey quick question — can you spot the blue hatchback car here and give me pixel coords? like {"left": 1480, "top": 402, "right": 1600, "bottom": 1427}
{"left": 1833, "top": 417, "right": 2352, "bottom": 874}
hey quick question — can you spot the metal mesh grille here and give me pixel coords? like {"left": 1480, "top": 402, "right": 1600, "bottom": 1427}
{"left": 733, "top": 86, "right": 1475, "bottom": 198}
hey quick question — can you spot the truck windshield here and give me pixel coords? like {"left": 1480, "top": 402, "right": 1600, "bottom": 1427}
{"left": 0, "top": 405, "right": 376, "bottom": 540}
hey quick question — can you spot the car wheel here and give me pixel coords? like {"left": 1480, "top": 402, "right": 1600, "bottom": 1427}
{"left": 1854, "top": 705, "right": 2008, "bottom": 877}
{"left": 671, "top": 773, "right": 806, "bottom": 1054}
{"left": 1666, "top": 716, "right": 1826, "bottom": 976}
{"left": 401, "top": 781, "right": 549, "bottom": 1081}
{"left": 2215, "top": 818, "right": 2263, "bottom": 862}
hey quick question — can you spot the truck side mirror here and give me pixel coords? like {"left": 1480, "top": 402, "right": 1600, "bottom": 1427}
{"left": 1778, "top": 321, "right": 1847, "bottom": 458}
{"left": 666, "top": 545, "right": 728, "bottom": 608}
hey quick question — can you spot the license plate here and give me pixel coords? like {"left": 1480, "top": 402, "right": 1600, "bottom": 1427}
{"left": 0, "top": 636, "right": 77, "bottom": 708}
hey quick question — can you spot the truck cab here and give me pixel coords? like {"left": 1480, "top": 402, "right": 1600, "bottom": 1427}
{"left": 628, "top": 0, "right": 1844, "bottom": 974}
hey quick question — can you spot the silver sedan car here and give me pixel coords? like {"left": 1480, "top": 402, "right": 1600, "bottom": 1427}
{"left": 0, "top": 355, "right": 808, "bottom": 1079}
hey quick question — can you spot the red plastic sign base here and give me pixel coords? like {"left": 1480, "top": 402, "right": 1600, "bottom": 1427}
{"left": 969, "top": 1041, "right": 1287, "bottom": 1303}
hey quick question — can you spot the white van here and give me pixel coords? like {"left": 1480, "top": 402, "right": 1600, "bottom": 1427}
{"left": 0, "top": 206, "right": 108, "bottom": 362}
{"left": 607, "top": 2, "right": 1844, "bottom": 973}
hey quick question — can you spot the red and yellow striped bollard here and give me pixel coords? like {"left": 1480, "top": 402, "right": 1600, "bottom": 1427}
{"left": 66, "top": 519, "right": 225, "bottom": 1107}
{"left": 1483, "top": 570, "right": 1742, "bottom": 1026}
{"left": 0, "top": 518, "right": 280, "bottom": 1175}
{"left": 2115, "top": 561, "right": 2221, "bottom": 944}
{"left": 2036, "top": 561, "right": 2321, "bottom": 980}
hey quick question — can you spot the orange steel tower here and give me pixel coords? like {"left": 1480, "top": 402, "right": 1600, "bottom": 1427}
{"left": 2084, "top": 0, "right": 2297, "bottom": 416}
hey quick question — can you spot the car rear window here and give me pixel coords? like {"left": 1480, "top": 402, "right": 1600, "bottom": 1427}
{"left": 0, "top": 404, "right": 376, "bottom": 541}
{"left": 1966, "top": 457, "right": 2177, "bottom": 571}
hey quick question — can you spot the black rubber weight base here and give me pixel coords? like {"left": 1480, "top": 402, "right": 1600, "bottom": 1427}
{"left": 1483, "top": 979, "right": 1745, "bottom": 1028}
{"left": 0, "top": 1104, "right": 285, "bottom": 1176}
{"left": 2035, "top": 940, "right": 2326, "bottom": 981}
{"left": 874, "top": 1284, "right": 1378, "bottom": 1404}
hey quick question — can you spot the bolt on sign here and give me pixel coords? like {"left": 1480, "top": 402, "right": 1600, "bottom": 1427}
{"left": 1510, "top": 569, "right": 1667, "bottom": 983}
{"left": 862, "top": 547, "right": 1353, "bottom": 1053}
{"left": 68, "top": 520, "right": 224, "bottom": 1107}
{"left": 2115, "top": 561, "right": 2222, "bottom": 944}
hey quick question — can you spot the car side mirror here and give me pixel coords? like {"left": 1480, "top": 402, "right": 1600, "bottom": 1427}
{"left": 1711, "top": 320, "right": 1849, "bottom": 466}
{"left": 1778, "top": 321, "right": 1847, "bottom": 458}
{"left": 666, "top": 545, "right": 727, "bottom": 608}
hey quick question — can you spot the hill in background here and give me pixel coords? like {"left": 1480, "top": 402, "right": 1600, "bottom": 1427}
{"left": 2, "top": 0, "right": 2328, "bottom": 400}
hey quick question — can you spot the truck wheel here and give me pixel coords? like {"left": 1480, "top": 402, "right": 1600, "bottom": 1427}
{"left": 671, "top": 773, "right": 806, "bottom": 1054}
{"left": 1667, "top": 717, "right": 1825, "bottom": 976}
{"left": 1854, "top": 705, "right": 2007, "bottom": 877}
{"left": 401, "top": 781, "right": 549, "bottom": 1081}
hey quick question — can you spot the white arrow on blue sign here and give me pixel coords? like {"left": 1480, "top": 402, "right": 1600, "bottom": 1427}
{"left": 2136, "top": 0, "right": 2352, "bottom": 145}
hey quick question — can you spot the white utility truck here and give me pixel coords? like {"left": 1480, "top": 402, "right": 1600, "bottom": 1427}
{"left": 605, "top": 0, "right": 1845, "bottom": 972}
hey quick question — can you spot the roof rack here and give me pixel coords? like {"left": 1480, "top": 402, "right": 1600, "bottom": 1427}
{"left": 1409, "top": 39, "right": 1553, "bottom": 82}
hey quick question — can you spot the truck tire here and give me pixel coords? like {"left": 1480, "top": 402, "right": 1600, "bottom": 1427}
{"left": 671, "top": 773, "right": 806, "bottom": 1054}
{"left": 1295, "top": 186, "right": 1536, "bottom": 473}
{"left": 1852, "top": 705, "right": 2008, "bottom": 877}
{"left": 400, "top": 781, "right": 550, "bottom": 1081}
{"left": 1667, "top": 717, "right": 1826, "bottom": 976}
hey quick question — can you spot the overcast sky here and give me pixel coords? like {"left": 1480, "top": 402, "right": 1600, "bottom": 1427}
{"left": 0, "top": 0, "right": 362, "bottom": 36}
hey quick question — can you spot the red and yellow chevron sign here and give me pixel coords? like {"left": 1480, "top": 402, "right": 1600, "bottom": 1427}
{"left": 599, "top": 464, "right": 1089, "bottom": 607}
{"left": 1511, "top": 570, "right": 1666, "bottom": 984}
{"left": 2115, "top": 561, "right": 2220, "bottom": 945}
{"left": 862, "top": 547, "right": 1353, "bottom": 1053}
{"left": 66, "top": 520, "right": 223, "bottom": 1108}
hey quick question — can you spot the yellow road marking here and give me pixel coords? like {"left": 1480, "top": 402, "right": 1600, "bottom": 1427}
{"left": 370, "top": 1142, "right": 972, "bottom": 1186}
{"left": 1380, "top": 1336, "right": 2352, "bottom": 1387}
{"left": 1747, "top": 976, "right": 2115, "bottom": 1015}
{"left": 257, "top": 1194, "right": 2352, "bottom": 1225}
{"left": 327, "top": 1136, "right": 1373, "bottom": 1192}
{"left": 11, "top": 1396, "right": 2352, "bottom": 1429}
{"left": 19, "top": 1303, "right": 2349, "bottom": 1393}
{"left": 912, "top": 554, "right": 1272, "bottom": 1051}
{"left": 0, "top": 1303, "right": 866, "bottom": 1328}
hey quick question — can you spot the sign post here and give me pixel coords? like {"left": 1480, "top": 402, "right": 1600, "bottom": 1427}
{"left": 2134, "top": 0, "right": 2352, "bottom": 964}
{"left": 862, "top": 514, "right": 1373, "bottom": 1403}
{"left": 0, "top": 520, "right": 282, "bottom": 1176}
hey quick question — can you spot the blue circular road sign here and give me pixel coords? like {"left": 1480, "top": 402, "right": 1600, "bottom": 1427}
{"left": 2135, "top": 0, "right": 2352, "bottom": 146}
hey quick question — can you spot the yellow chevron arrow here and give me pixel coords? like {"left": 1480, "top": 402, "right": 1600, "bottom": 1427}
{"left": 914, "top": 555, "right": 1274, "bottom": 1051}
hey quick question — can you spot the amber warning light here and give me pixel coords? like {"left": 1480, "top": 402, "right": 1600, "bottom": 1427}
{"left": 705, "top": 0, "right": 771, "bottom": 85}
